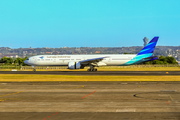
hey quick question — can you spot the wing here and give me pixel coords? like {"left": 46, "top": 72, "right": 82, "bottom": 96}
{"left": 79, "top": 57, "right": 107, "bottom": 65}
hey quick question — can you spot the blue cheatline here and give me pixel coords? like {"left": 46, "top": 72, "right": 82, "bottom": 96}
{"left": 122, "top": 36, "right": 159, "bottom": 66}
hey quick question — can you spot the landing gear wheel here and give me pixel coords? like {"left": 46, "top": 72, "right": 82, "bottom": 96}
{"left": 87, "top": 68, "right": 97, "bottom": 72}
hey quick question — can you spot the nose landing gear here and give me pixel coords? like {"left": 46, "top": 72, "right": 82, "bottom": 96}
{"left": 31, "top": 66, "right": 36, "bottom": 72}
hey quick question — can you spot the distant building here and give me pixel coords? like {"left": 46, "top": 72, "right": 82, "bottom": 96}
{"left": 23, "top": 51, "right": 27, "bottom": 55}
{"left": 52, "top": 51, "right": 60, "bottom": 55}
{"left": 95, "top": 51, "right": 101, "bottom": 54}
{"left": 46, "top": 52, "right": 52, "bottom": 54}
{"left": 3, "top": 54, "right": 18, "bottom": 58}
{"left": 75, "top": 48, "right": 81, "bottom": 51}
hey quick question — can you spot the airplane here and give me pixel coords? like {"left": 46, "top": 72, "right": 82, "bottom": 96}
{"left": 24, "top": 36, "right": 159, "bottom": 72}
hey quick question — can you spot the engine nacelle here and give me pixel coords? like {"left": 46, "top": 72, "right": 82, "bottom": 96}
{"left": 68, "top": 62, "right": 81, "bottom": 69}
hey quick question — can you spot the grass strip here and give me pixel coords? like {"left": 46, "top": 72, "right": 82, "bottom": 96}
{"left": 0, "top": 74, "right": 180, "bottom": 82}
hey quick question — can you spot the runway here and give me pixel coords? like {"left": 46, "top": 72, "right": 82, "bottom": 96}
{"left": 0, "top": 71, "right": 180, "bottom": 76}
{"left": 0, "top": 81, "right": 180, "bottom": 120}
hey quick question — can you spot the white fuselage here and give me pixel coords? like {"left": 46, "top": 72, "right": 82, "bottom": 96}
{"left": 25, "top": 54, "right": 136, "bottom": 66}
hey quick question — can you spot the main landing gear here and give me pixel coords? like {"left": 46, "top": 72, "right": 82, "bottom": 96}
{"left": 87, "top": 68, "right": 97, "bottom": 72}
{"left": 87, "top": 65, "right": 97, "bottom": 72}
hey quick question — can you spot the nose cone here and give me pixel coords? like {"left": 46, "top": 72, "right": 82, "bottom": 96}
{"left": 24, "top": 60, "right": 28, "bottom": 64}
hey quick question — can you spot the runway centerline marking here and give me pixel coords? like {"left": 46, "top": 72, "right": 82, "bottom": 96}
{"left": 82, "top": 90, "right": 97, "bottom": 99}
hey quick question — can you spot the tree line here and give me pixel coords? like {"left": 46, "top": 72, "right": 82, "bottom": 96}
{"left": 142, "top": 56, "right": 178, "bottom": 65}
{"left": 0, "top": 57, "right": 28, "bottom": 66}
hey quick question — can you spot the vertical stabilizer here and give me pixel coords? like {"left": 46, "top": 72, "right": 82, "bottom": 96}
{"left": 123, "top": 36, "right": 159, "bottom": 65}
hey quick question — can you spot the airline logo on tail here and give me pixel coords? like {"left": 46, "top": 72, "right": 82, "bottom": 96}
{"left": 123, "top": 36, "right": 159, "bottom": 65}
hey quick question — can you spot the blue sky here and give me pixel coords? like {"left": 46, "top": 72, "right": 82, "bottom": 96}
{"left": 0, "top": 0, "right": 180, "bottom": 48}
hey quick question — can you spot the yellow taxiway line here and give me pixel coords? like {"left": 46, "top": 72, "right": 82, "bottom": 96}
{"left": 0, "top": 91, "right": 23, "bottom": 97}
{"left": 0, "top": 91, "right": 23, "bottom": 102}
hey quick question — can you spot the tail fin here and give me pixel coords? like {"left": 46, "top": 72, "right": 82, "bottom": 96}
{"left": 122, "top": 36, "right": 159, "bottom": 65}
{"left": 137, "top": 36, "right": 159, "bottom": 56}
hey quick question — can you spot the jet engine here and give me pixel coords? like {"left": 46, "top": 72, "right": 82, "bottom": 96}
{"left": 68, "top": 62, "right": 81, "bottom": 69}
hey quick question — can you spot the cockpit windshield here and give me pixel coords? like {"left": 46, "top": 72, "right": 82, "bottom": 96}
{"left": 27, "top": 58, "right": 29, "bottom": 60}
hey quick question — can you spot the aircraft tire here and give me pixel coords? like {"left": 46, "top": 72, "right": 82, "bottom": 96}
{"left": 87, "top": 68, "right": 97, "bottom": 72}
{"left": 93, "top": 68, "right": 97, "bottom": 72}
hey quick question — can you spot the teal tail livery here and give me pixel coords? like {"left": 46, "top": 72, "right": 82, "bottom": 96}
{"left": 122, "top": 36, "right": 159, "bottom": 65}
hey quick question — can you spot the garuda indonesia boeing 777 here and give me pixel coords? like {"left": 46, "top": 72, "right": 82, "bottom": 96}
{"left": 24, "top": 36, "right": 159, "bottom": 72}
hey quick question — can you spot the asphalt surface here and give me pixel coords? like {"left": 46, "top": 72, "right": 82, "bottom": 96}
{"left": 0, "top": 71, "right": 180, "bottom": 76}
{"left": 0, "top": 81, "right": 180, "bottom": 120}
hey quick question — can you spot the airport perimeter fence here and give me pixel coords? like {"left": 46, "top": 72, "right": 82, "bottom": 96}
{"left": 19, "top": 64, "right": 180, "bottom": 70}
{"left": 21, "top": 66, "right": 68, "bottom": 70}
